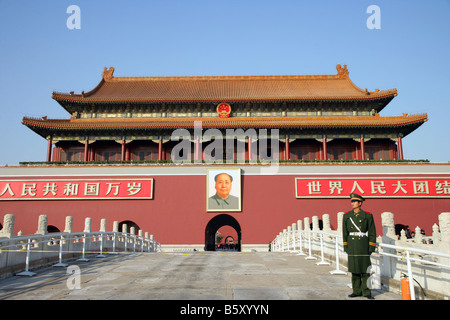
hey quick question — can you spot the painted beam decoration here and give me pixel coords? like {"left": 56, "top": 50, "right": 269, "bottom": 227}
{"left": 295, "top": 177, "right": 450, "bottom": 198}
{"left": 0, "top": 177, "right": 153, "bottom": 200}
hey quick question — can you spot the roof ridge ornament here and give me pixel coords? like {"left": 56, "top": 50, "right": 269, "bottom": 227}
{"left": 103, "top": 67, "right": 115, "bottom": 81}
{"left": 336, "top": 64, "right": 349, "bottom": 78}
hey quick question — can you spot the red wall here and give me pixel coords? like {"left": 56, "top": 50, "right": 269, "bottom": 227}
{"left": 1, "top": 174, "right": 449, "bottom": 246}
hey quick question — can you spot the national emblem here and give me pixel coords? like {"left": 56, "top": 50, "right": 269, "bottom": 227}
{"left": 217, "top": 103, "right": 231, "bottom": 118}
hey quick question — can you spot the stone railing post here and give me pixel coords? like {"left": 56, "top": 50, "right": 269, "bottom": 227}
{"left": 0, "top": 214, "right": 15, "bottom": 238}
{"left": 399, "top": 230, "right": 407, "bottom": 243}
{"left": 83, "top": 217, "right": 92, "bottom": 251}
{"left": 438, "top": 212, "right": 450, "bottom": 294}
{"left": 291, "top": 223, "right": 297, "bottom": 250}
{"left": 130, "top": 227, "right": 136, "bottom": 250}
{"left": 381, "top": 212, "right": 396, "bottom": 242}
{"left": 381, "top": 212, "right": 397, "bottom": 278}
{"left": 438, "top": 212, "right": 450, "bottom": 257}
{"left": 312, "top": 216, "right": 319, "bottom": 231}
{"left": 138, "top": 230, "right": 143, "bottom": 251}
{"left": 304, "top": 217, "right": 311, "bottom": 231}
{"left": 432, "top": 223, "right": 440, "bottom": 244}
{"left": 84, "top": 217, "right": 92, "bottom": 233}
{"left": 312, "top": 216, "right": 319, "bottom": 246}
{"left": 297, "top": 219, "right": 303, "bottom": 250}
{"left": 322, "top": 214, "right": 331, "bottom": 233}
{"left": 297, "top": 219, "right": 303, "bottom": 234}
{"left": 96, "top": 218, "right": 107, "bottom": 257}
{"left": 287, "top": 226, "right": 292, "bottom": 251}
{"left": 64, "top": 216, "right": 73, "bottom": 233}
{"left": 414, "top": 226, "right": 423, "bottom": 244}
{"left": 337, "top": 212, "right": 344, "bottom": 235}
{"left": 122, "top": 224, "right": 128, "bottom": 251}
{"left": 35, "top": 215, "right": 48, "bottom": 235}
{"left": 438, "top": 212, "right": 450, "bottom": 246}
{"left": 100, "top": 218, "right": 107, "bottom": 232}
{"left": 150, "top": 234, "right": 155, "bottom": 251}
{"left": 62, "top": 216, "right": 72, "bottom": 245}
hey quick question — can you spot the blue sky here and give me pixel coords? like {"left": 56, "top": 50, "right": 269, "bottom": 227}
{"left": 0, "top": 0, "right": 449, "bottom": 164}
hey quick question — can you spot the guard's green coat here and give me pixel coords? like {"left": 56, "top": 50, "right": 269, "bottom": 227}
{"left": 342, "top": 209, "right": 377, "bottom": 274}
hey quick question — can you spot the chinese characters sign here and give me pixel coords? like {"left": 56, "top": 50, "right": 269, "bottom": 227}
{"left": 0, "top": 178, "right": 153, "bottom": 200}
{"left": 295, "top": 177, "right": 450, "bottom": 198}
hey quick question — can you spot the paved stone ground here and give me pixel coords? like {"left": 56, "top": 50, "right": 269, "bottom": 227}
{"left": 0, "top": 251, "right": 401, "bottom": 300}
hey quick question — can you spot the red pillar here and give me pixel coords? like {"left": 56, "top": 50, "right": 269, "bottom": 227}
{"left": 322, "top": 138, "right": 327, "bottom": 160}
{"left": 360, "top": 138, "right": 365, "bottom": 160}
{"left": 285, "top": 138, "right": 290, "bottom": 160}
{"left": 398, "top": 137, "right": 404, "bottom": 160}
{"left": 248, "top": 137, "right": 252, "bottom": 161}
{"left": 53, "top": 147, "right": 61, "bottom": 162}
{"left": 89, "top": 146, "right": 95, "bottom": 161}
{"left": 195, "top": 138, "right": 201, "bottom": 161}
{"left": 158, "top": 139, "right": 163, "bottom": 161}
{"left": 84, "top": 140, "right": 89, "bottom": 162}
{"left": 46, "top": 139, "right": 52, "bottom": 162}
{"left": 121, "top": 140, "right": 126, "bottom": 161}
{"left": 52, "top": 147, "right": 57, "bottom": 162}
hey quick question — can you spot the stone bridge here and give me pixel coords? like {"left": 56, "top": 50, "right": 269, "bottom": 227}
{"left": 0, "top": 250, "right": 401, "bottom": 301}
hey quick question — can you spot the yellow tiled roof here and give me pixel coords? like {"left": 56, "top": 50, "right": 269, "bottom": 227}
{"left": 52, "top": 65, "right": 397, "bottom": 103}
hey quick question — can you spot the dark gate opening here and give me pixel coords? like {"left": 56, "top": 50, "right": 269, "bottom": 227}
{"left": 205, "top": 214, "right": 241, "bottom": 251}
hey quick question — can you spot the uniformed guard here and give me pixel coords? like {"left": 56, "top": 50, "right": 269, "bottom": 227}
{"left": 342, "top": 193, "right": 377, "bottom": 299}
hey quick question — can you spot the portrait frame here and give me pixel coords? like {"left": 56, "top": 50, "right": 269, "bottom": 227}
{"left": 206, "top": 168, "right": 242, "bottom": 212}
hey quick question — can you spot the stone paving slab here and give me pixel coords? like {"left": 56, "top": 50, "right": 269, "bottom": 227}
{"left": 0, "top": 251, "right": 401, "bottom": 301}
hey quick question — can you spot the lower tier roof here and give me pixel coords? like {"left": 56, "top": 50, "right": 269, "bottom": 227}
{"left": 22, "top": 114, "right": 427, "bottom": 139}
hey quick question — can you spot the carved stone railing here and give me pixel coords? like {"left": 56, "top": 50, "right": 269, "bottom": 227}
{"left": 0, "top": 214, "right": 160, "bottom": 279}
{"left": 271, "top": 212, "right": 450, "bottom": 300}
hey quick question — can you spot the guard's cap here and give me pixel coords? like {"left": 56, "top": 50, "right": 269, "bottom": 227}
{"left": 350, "top": 193, "right": 365, "bottom": 202}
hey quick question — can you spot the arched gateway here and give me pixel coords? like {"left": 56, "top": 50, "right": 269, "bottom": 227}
{"left": 205, "top": 214, "right": 241, "bottom": 251}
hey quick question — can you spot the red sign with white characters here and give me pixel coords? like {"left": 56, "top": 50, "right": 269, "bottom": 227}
{"left": 0, "top": 178, "right": 153, "bottom": 200}
{"left": 295, "top": 177, "right": 450, "bottom": 198}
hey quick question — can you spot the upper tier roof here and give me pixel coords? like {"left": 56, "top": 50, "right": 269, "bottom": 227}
{"left": 52, "top": 65, "right": 397, "bottom": 107}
